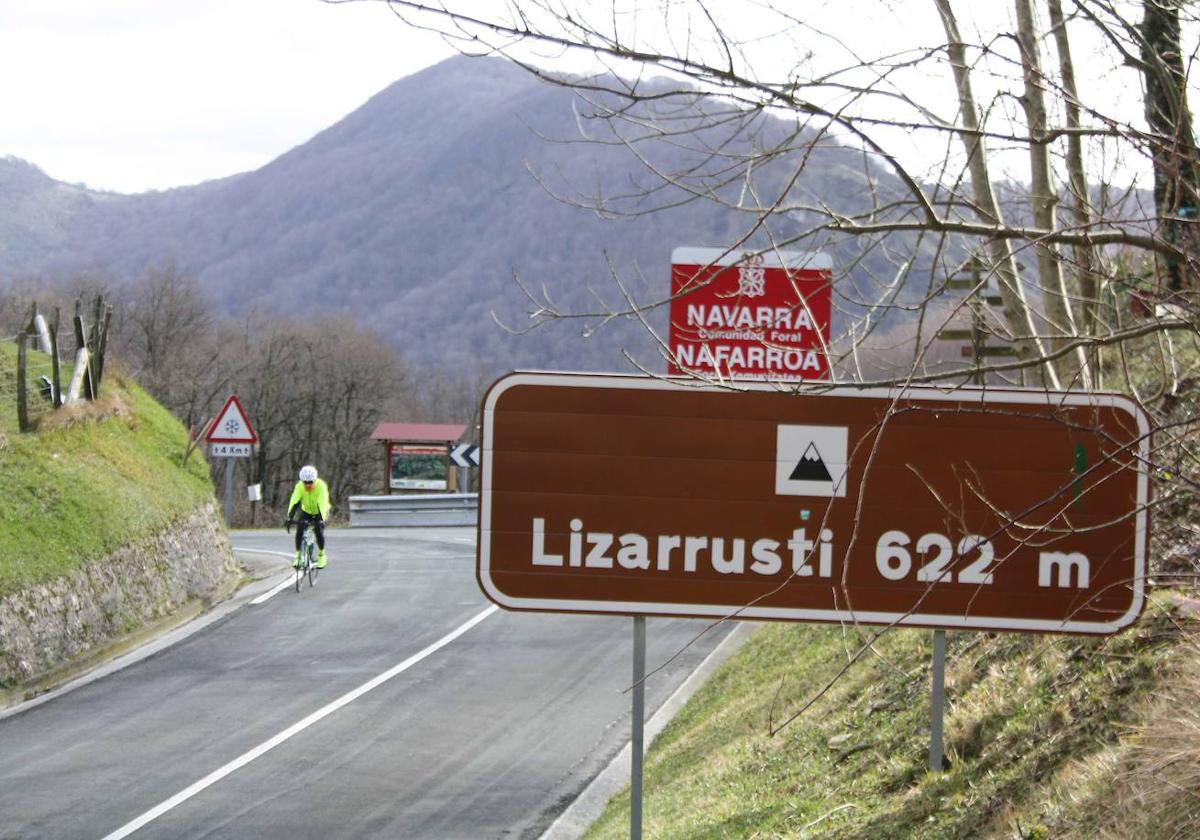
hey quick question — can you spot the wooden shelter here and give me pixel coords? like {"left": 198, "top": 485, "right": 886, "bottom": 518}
{"left": 371, "top": 422, "right": 468, "bottom": 494}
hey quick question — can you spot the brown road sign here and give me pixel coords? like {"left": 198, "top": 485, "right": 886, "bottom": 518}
{"left": 477, "top": 373, "right": 1150, "bottom": 635}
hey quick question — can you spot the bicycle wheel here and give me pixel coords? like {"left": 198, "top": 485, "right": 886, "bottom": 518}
{"left": 307, "top": 542, "right": 317, "bottom": 587}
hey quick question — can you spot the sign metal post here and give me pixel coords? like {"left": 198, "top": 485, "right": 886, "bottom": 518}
{"left": 225, "top": 458, "right": 235, "bottom": 529}
{"left": 476, "top": 372, "right": 1151, "bottom": 812}
{"left": 450, "top": 443, "right": 480, "bottom": 493}
{"left": 206, "top": 395, "right": 258, "bottom": 530}
{"left": 929, "top": 629, "right": 947, "bottom": 772}
{"left": 631, "top": 616, "right": 646, "bottom": 840}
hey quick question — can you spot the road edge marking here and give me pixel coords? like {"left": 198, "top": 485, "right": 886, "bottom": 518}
{"left": 250, "top": 576, "right": 295, "bottom": 605}
{"left": 99, "top": 605, "right": 499, "bottom": 840}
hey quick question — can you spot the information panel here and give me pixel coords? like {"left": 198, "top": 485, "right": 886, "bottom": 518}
{"left": 390, "top": 446, "right": 449, "bottom": 491}
{"left": 477, "top": 373, "right": 1150, "bottom": 635}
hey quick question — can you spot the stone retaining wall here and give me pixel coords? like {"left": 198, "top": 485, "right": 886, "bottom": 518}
{"left": 0, "top": 501, "right": 240, "bottom": 687}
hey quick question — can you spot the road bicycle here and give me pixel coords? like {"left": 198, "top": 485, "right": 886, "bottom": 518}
{"left": 285, "top": 519, "right": 321, "bottom": 592}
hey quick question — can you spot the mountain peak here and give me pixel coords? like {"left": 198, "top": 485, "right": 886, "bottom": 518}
{"left": 0, "top": 54, "right": 899, "bottom": 375}
{"left": 0, "top": 155, "right": 57, "bottom": 190}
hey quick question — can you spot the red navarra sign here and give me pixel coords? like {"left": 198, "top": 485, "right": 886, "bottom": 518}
{"left": 668, "top": 247, "right": 833, "bottom": 380}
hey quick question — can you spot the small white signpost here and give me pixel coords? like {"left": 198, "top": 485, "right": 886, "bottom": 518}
{"left": 206, "top": 395, "right": 258, "bottom": 528}
{"left": 449, "top": 443, "right": 479, "bottom": 468}
{"left": 450, "top": 443, "right": 480, "bottom": 493}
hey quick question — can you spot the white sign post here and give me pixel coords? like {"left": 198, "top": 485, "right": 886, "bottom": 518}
{"left": 206, "top": 395, "right": 258, "bottom": 528}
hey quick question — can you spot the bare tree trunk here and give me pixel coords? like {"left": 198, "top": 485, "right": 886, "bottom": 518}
{"left": 1048, "top": 0, "right": 1103, "bottom": 386}
{"left": 935, "top": 0, "right": 1058, "bottom": 388}
{"left": 1140, "top": 0, "right": 1200, "bottom": 292}
{"left": 1015, "top": 0, "right": 1090, "bottom": 389}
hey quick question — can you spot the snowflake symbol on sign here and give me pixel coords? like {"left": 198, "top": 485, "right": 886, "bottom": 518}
{"left": 737, "top": 258, "right": 766, "bottom": 297}
{"left": 224, "top": 419, "right": 240, "bottom": 435}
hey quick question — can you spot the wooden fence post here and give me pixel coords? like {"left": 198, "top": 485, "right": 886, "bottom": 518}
{"left": 88, "top": 296, "right": 101, "bottom": 396}
{"left": 92, "top": 295, "right": 104, "bottom": 350}
{"left": 50, "top": 307, "right": 62, "bottom": 407}
{"left": 16, "top": 333, "right": 30, "bottom": 433}
{"left": 94, "top": 304, "right": 113, "bottom": 390}
{"left": 73, "top": 312, "right": 95, "bottom": 402}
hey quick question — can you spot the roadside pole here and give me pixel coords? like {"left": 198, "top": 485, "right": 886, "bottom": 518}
{"left": 631, "top": 616, "right": 646, "bottom": 840}
{"left": 449, "top": 443, "right": 480, "bottom": 492}
{"left": 477, "top": 372, "right": 1152, "bottom": 805}
{"left": 929, "top": 629, "right": 947, "bottom": 772}
{"left": 205, "top": 395, "right": 258, "bottom": 531}
{"left": 225, "top": 458, "right": 234, "bottom": 528}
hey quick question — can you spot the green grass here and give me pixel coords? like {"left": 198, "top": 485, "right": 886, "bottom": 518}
{"left": 579, "top": 310, "right": 1200, "bottom": 840}
{"left": 0, "top": 342, "right": 213, "bottom": 596}
{"left": 584, "top": 600, "right": 1194, "bottom": 839}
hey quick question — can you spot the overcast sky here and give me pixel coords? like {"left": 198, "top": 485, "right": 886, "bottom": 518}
{"left": 0, "top": 0, "right": 454, "bottom": 193}
{"left": 0, "top": 1, "right": 1156, "bottom": 196}
{"left": 0, "top": 1, "right": 968, "bottom": 195}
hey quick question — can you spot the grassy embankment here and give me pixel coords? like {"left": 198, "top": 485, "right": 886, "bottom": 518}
{"left": 584, "top": 602, "right": 1199, "bottom": 839}
{"left": 0, "top": 341, "right": 214, "bottom": 598}
{"left": 584, "top": 339, "right": 1200, "bottom": 840}
{"left": 585, "top": 332, "right": 1200, "bottom": 839}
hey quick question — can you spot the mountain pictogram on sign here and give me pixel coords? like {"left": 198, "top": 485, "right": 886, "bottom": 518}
{"left": 775, "top": 425, "right": 848, "bottom": 497}
{"left": 788, "top": 443, "right": 834, "bottom": 482}
{"left": 205, "top": 395, "right": 258, "bottom": 444}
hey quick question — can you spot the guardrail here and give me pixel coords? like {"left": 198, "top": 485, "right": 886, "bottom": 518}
{"left": 348, "top": 493, "right": 478, "bottom": 527}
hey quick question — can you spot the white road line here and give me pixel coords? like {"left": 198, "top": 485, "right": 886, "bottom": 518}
{"left": 99, "top": 604, "right": 500, "bottom": 840}
{"left": 233, "top": 547, "right": 295, "bottom": 605}
{"left": 250, "top": 578, "right": 295, "bottom": 605}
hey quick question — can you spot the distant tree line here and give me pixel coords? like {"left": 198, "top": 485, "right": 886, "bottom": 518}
{"left": 1, "top": 263, "right": 490, "bottom": 523}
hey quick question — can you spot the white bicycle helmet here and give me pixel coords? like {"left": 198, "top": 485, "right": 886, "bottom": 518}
{"left": 298, "top": 465, "right": 318, "bottom": 482}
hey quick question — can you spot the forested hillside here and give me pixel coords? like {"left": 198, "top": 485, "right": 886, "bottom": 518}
{"left": 0, "top": 55, "right": 918, "bottom": 375}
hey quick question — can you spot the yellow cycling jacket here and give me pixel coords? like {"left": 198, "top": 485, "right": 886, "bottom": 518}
{"left": 288, "top": 478, "right": 331, "bottom": 520}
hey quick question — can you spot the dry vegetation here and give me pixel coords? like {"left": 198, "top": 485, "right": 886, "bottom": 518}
{"left": 33, "top": 390, "right": 135, "bottom": 433}
{"left": 1043, "top": 618, "right": 1200, "bottom": 840}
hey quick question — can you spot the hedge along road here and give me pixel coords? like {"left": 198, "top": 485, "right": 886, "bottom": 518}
{"left": 0, "top": 526, "right": 734, "bottom": 839}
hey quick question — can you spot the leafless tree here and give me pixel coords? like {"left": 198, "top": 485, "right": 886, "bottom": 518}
{"left": 0, "top": 273, "right": 116, "bottom": 340}
{"left": 111, "top": 262, "right": 230, "bottom": 429}
{"left": 104, "top": 276, "right": 415, "bottom": 517}
{"left": 327, "top": 0, "right": 1197, "bottom": 391}
{"left": 405, "top": 363, "right": 493, "bottom": 426}
{"left": 220, "top": 315, "right": 413, "bottom": 516}
{"left": 325, "top": 0, "right": 1200, "bottom": 742}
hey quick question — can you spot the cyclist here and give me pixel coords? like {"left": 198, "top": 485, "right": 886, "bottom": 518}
{"left": 288, "top": 465, "right": 331, "bottom": 569}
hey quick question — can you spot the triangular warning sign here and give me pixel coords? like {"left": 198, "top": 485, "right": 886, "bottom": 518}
{"left": 205, "top": 395, "right": 258, "bottom": 444}
{"left": 788, "top": 442, "right": 833, "bottom": 482}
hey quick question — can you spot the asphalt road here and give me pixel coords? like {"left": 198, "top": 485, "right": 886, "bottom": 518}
{"left": 0, "top": 526, "right": 733, "bottom": 839}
